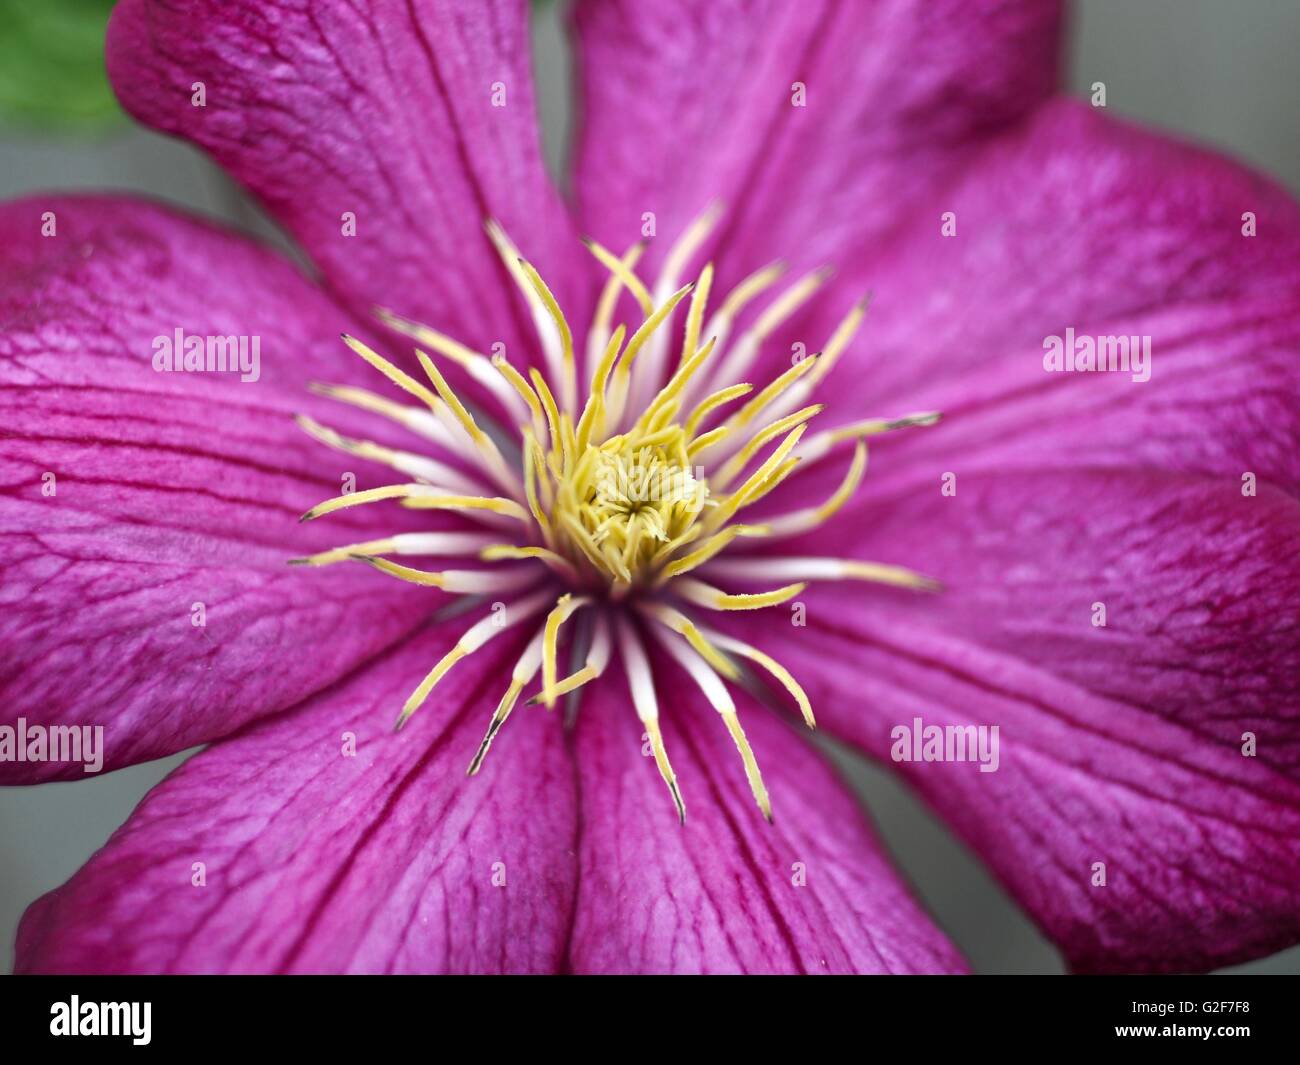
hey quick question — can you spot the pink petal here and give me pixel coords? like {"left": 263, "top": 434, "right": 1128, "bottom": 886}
{"left": 0, "top": 196, "right": 437, "bottom": 781}
{"left": 565, "top": 656, "right": 966, "bottom": 974}
{"left": 15, "top": 627, "right": 577, "bottom": 974}
{"left": 746, "top": 98, "right": 1300, "bottom": 521}
{"left": 715, "top": 469, "right": 1300, "bottom": 972}
{"left": 813, "top": 100, "right": 1300, "bottom": 485}
{"left": 107, "top": 0, "right": 586, "bottom": 369}
{"left": 571, "top": 0, "right": 1062, "bottom": 282}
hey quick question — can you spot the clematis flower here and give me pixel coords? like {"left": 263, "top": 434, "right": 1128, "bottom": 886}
{"left": 4, "top": 0, "right": 1300, "bottom": 976}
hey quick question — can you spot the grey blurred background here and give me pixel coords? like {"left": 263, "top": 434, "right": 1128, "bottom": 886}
{"left": 2, "top": 0, "right": 1298, "bottom": 975}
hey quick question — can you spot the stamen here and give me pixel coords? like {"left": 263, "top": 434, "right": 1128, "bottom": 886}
{"left": 748, "top": 441, "right": 867, "bottom": 538}
{"left": 488, "top": 352, "right": 549, "bottom": 442}
{"left": 639, "top": 601, "right": 740, "bottom": 680}
{"left": 484, "top": 219, "right": 566, "bottom": 394}
{"left": 333, "top": 338, "right": 507, "bottom": 475}
{"left": 530, "top": 615, "right": 612, "bottom": 704}
{"left": 683, "top": 383, "right": 752, "bottom": 436}
{"left": 528, "top": 367, "right": 565, "bottom": 459}
{"left": 755, "top": 294, "right": 870, "bottom": 428}
{"left": 806, "top": 293, "right": 870, "bottom": 388}
{"left": 605, "top": 283, "right": 694, "bottom": 428}
{"left": 541, "top": 594, "right": 590, "bottom": 709}
{"left": 797, "top": 411, "right": 942, "bottom": 463}
{"left": 712, "top": 404, "right": 822, "bottom": 490}
{"left": 720, "top": 355, "right": 820, "bottom": 437}
{"left": 521, "top": 431, "right": 553, "bottom": 537}
{"left": 720, "top": 709, "right": 772, "bottom": 822}
{"left": 351, "top": 554, "right": 537, "bottom": 595}
{"left": 702, "top": 423, "right": 808, "bottom": 531}
{"left": 516, "top": 257, "right": 578, "bottom": 414}
{"left": 636, "top": 336, "right": 718, "bottom": 434}
{"left": 481, "top": 544, "right": 577, "bottom": 581}
{"left": 374, "top": 307, "right": 531, "bottom": 424}
{"left": 306, "top": 382, "right": 455, "bottom": 449}
{"left": 686, "top": 425, "right": 730, "bottom": 456}
{"left": 294, "top": 414, "right": 482, "bottom": 494}
{"left": 704, "top": 556, "right": 939, "bottom": 591}
{"left": 397, "top": 493, "right": 531, "bottom": 523}
{"left": 697, "top": 260, "right": 787, "bottom": 373}
{"left": 586, "top": 246, "right": 644, "bottom": 366}
{"left": 583, "top": 239, "right": 654, "bottom": 316}
{"left": 415, "top": 352, "right": 519, "bottom": 495}
{"left": 468, "top": 626, "right": 547, "bottom": 776}
{"left": 702, "top": 625, "right": 815, "bottom": 729}
{"left": 653, "top": 623, "right": 771, "bottom": 821}
{"left": 341, "top": 333, "right": 442, "bottom": 410}
{"left": 681, "top": 262, "right": 714, "bottom": 368}
{"left": 656, "top": 526, "right": 753, "bottom": 584}
{"left": 560, "top": 509, "right": 622, "bottom": 580}
{"left": 575, "top": 324, "right": 627, "bottom": 452}
{"left": 290, "top": 531, "right": 493, "bottom": 568}
{"left": 617, "top": 616, "right": 685, "bottom": 823}
{"left": 674, "top": 577, "right": 807, "bottom": 611}
{"left": 295, "top": 215, "right": 942, "bottom": 823}
{"left": 299, "top": 483, "right": 443, "bottom": 522}
{"left": 631, "top": 202, "right": 723, "bottom": 412}
{"left": 397, "top": 588, "right": 552, "bottom": 729}
{"left": 707, "top": 265, "right": 832, "bottom": 391}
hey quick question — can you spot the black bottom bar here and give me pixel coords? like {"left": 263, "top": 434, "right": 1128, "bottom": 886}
{"left": 0, "top": 974, "right": 1290, "bottom": 1052}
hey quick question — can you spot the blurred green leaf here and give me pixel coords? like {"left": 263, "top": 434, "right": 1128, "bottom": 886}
{"left": 0, "top": 0, "right": 122, "bottom": 132}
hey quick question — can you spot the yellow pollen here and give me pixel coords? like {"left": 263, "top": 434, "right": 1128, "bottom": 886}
{"left": 295, "top": 205, "right": 941, "bottom": 823}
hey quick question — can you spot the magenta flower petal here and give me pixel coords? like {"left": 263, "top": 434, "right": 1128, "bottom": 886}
{"left": 571, "top": 0, "right": 1062, "bottom": 280}
{"left": 15, "top": 628, "right": 577, "bottom": 974}
{"left": 715, "top": 469, "right": 1300, "bottom": 972}
{"left": 565, "top": 663, "right": 966, "bottom": 974}
{"left": 106, "top": 0, "right": 587, "bottom": 360}
{"left": 0, "top": 196, "right": 435, "bottom": 781}
{"left": 741, "top": 98, "right": 1300, "bottom": 524}
{"left": 814, "top": 101, "right": 1300, "bottom": 447}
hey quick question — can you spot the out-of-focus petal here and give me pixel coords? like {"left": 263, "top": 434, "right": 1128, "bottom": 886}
{"left": 571, "top": 0, "right": 1062, "bottom": 282}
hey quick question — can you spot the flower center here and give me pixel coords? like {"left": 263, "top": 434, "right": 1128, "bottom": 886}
{"left": 293, "top": 205, "right": 941, "bottom": 823}
{"left": 561, "top": 434, "right": 710, "bottom": 587}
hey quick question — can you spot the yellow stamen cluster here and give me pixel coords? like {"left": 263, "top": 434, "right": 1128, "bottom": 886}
{"left": 295, "top": 204, "right": 941, "bottom": 823}
{"left": 555, "top": 432, "right": 711, "bottom": 586}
